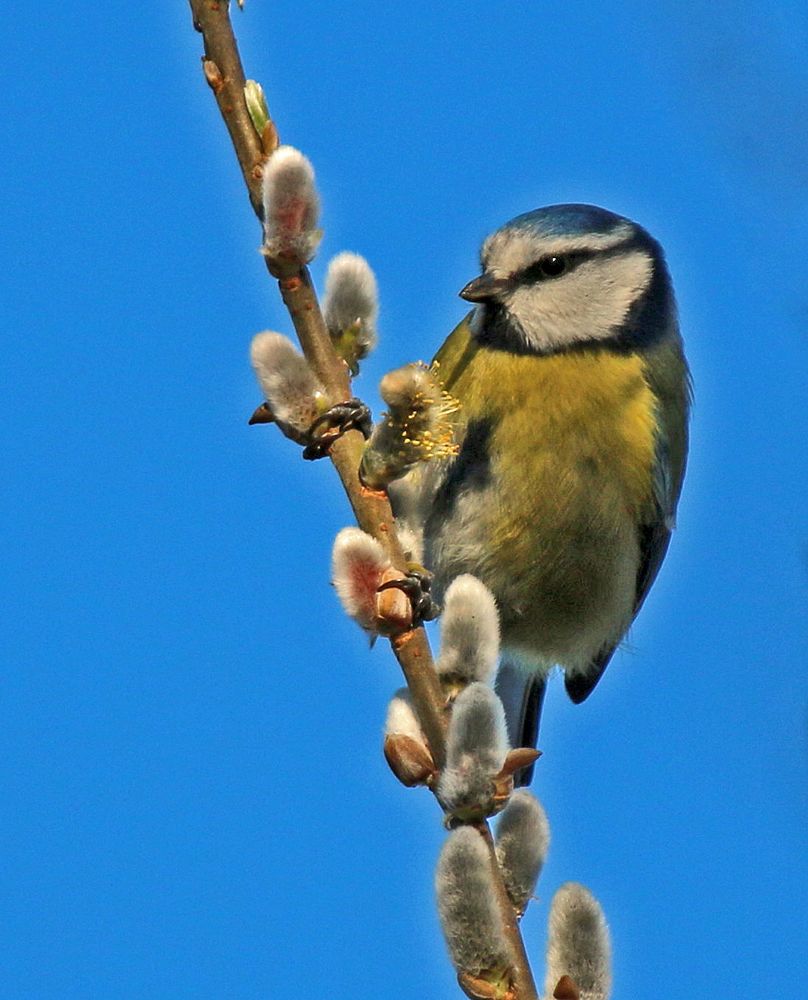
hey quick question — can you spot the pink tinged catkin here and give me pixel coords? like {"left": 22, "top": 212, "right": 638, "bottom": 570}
{"left": 330, "top": 528, "right": 412, "bottom": 635}
{"left": 261, "top": 145, "right": 322, "bottom": 267}
{"left": 331, "top": 528, "right": 390, "bottom": 632}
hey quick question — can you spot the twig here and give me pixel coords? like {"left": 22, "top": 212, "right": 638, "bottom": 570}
{"left": 191, "top": 0, "right": 264, "bottom": 215}
{"left": 477, "top": 823, "right": 538, "bottom": 1000}
{"left": 187, "top": 4, "right": 539, "bottom": 996}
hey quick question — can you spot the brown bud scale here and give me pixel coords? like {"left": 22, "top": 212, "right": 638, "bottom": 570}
{"left": 553, "top": 975, "right": 581, "bottom": 1000}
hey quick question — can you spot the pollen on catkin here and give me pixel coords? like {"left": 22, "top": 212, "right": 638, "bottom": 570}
{"left": 437, "top": 682, "right": 509, "bottom": 821}
{"left": 260, "top": 145, "right": 322, "bottom": 268}
{"left": 435, "top": 827, "right": 512, "bottom": 978}
{"left": 323, "top": 252, "right": 379, "bottom": 373}
{"left": 494, "top": 789, "right": 550, "bottom": 917}
{"left": 250, "top": 331, "right": 326, "bottom": 438}
{"left": 359, "top": 362, "right": 459, "bottom": 489}
{"left": 545, "top": 883, "right": 612, "bottom": 1000}
{"left": 436, "top": 575, "right": 500, "bottom": 686}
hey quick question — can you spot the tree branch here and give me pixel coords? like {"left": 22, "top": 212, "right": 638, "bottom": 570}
{"left": 191, "top": 0, "right": 264, "bottom": 214}
{"left": 187, "top": 5, "right": 538, "bottom": 996}
{"left": 188, "top": 0, "right": 448, "bottom": 769}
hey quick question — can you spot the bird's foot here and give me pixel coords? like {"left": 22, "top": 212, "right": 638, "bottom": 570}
{"left": 302, "top": 397, "right": 372, "bottom": 460}
{"left": 377, "top": 568, "right": 441, "bottom": 629}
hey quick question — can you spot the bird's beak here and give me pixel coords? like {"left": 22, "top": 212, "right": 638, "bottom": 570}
{"left": 459, "top": 273, "right": 512, "bottom": 303}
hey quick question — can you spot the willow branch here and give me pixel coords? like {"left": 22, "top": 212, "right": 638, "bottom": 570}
{"left": 188, "top": 0, "right": 446, "bottom": 767}
{"left": 191, "top": 0, "right": 264, "bottom": 214}
{"left": 187, "top": 4, "right": 537, "bottom": 996}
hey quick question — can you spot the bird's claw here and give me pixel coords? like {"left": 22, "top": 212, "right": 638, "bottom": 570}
{"left": 302, "top": 397, "right": 372, "bottom": 460}
{"left": 377, "top": 569, "right": 441, "bottom": 629}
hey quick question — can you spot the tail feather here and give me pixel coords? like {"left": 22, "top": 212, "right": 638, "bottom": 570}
{"left": 564, "top": 643, "right": 617, "bottom": 704}
{"left": 494, "top": 660, "right": 546, "bottom": 787}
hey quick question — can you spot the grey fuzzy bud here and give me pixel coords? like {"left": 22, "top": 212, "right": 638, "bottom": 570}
{"left": 323, "top": 252, "right": 378, "bottom": 371}
{"left": 545, "top": 883, "right": 612, "bottom": 1000}
{"left": 250, "top": 331, "right": 325, "bottom": 436}
{"left": 494, "top": 789, "right": 549, "bottom": 917}
{"left": 436, "top": 575, "right": 499, "bottom": 685}
{"left": 437, "top": 683, "right": 508, "bottom": 820}
{"left": 436, "top": 827, "right": 512, "bottom": 977}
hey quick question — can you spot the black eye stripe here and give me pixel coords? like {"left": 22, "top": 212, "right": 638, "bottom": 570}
{"left": 515, "top": 241, "right": 646, "bottom": 285}
{"left": 518, "top": 250, "right": 591, "bottom": 283}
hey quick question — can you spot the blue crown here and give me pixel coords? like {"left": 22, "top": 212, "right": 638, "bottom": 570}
{"left": 504, "top": 203, "right": 637, "bottom": 239}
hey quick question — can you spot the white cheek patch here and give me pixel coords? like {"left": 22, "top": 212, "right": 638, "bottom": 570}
{"left": 504, "top": 250, "right": 653, "bottom": 352}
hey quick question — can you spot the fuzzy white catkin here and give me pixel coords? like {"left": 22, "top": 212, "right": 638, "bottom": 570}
{"left": 323, "top": 252, "right": 378, "bottom": 344}
{"left": 261, "top": 146, "right": 321, "bottom": 264}
{"left": 445, "top": 683, "right": 508, "bottom": 769}
{"left": 250, "top": 332, "right": 323, "bottom": 431}
{"left": 435, "top": 827, "right": 512, "bottom": 976}
{"left": 437, "top": 683, "right": 508, "bottom": 816}
{"left": 545, "top": 883, "right": 612, "bottom": 1000}
{"left": 494, "top": 789, "right": 550, "bottom": 916}
{"left": 385, "top": 688, "right": 424, "bottom": 743}
{"left": 331, "top": 527, "right": 389, "bottom": 630}
{"left": 436, "top": 575, "right": 500, "bottom": 684}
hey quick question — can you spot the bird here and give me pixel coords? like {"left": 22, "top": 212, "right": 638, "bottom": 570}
{"left": 392, "top": 203, "right": 690, "bottom": 783}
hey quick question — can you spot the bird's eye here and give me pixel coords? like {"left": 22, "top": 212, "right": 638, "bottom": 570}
{"left": 537, "top": 255, "right": 567, "bottom": 278}
{"left": 520, "top": 255, "right": 571, "bottom": 283}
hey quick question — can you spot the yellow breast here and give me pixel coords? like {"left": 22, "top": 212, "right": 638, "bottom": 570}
{"left": 435, "top": 318, "right": 658, "bottom": 521}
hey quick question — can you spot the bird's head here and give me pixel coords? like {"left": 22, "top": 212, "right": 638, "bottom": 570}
{"left": 460, "top": 204, "right": 675, "bottom": 354}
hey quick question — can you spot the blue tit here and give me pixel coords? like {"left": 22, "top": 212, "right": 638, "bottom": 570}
{"left": 394, "top": 204, "right": 690, "bottom": 783}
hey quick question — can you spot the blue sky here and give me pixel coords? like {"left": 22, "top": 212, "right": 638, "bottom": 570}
{"left": 2, "top": 3, "right": 806, "bottom": 997}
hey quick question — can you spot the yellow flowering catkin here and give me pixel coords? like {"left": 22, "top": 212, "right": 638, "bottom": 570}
{"left": 360, "top": 362, "right": 459, "bottom": 490}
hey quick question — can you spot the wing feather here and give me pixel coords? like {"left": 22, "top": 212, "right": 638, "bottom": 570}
{"left": 565, "top": 332, "right": 690, "bottom": 703}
